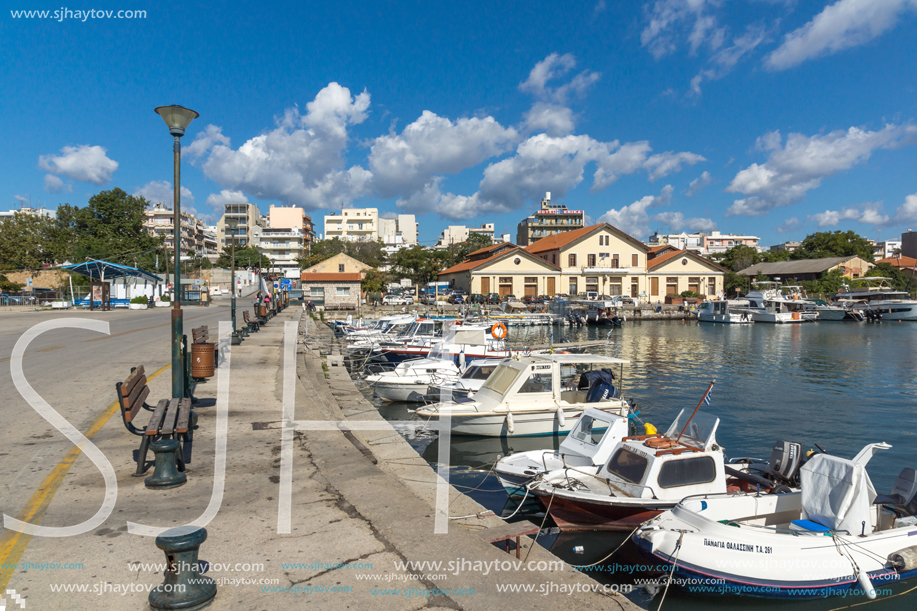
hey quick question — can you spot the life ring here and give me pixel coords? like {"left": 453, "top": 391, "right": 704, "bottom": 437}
{"left": 645, "top": 437, "right": 677, "bottom": 450}
{"left": 491, "top": 322, "right": 507, "bottom": 339}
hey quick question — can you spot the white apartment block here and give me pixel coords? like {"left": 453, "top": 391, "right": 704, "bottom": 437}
{"left": 648, "top": 230, "right": 761, "bottom": 255}
{"left": 435, "top": 223, "right": 495, "bottom": 249}
{"left": 873, "top": 239, "right": 902, "bottom": 260}
{"left": 217, "top": 202, "right": 263, "bottom": 248}
{"left": 145, "top": 203, "right": 207, "bottom": 256}
{"left": 252, "top": 227, "right": 304, "bottom": 276}
{"left": 323, "top": 208, "right": 417, "bottom": 246}
{"left": 0, "top": 206, "right": 56, "bottom": 220}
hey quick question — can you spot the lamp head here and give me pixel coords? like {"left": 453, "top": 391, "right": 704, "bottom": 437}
{"left": 154, "top": 105, "right": 199, "bottom": 137}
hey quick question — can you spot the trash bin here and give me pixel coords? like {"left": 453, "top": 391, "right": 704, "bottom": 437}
{"left": 191, "top": 343, "right": 215, "bottom": 378}
{"left": 259, "top": 304, "right": 268, "bottom": 318}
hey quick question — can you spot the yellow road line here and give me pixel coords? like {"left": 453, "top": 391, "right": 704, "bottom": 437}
{"left": 0, "top": 364, "right": 171, "bottom": 590}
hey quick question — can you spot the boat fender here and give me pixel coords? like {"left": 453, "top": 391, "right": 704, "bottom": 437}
{"left": 772, "top": 485, "right": 792, "bottom": 494}
{"left": 505, "top": 412, "right": 515, "bottom": 435}
{"left": 644, "top": 423, "right": 657, "bottom": 435}
{"left": 556, "top": 407, "right": 566, "bottom": 428}
{"left": 888, "top": 546, "right": 917, "bottom": 571}
{"left": 857, "top": 569, "right": 876, "bottom": 600}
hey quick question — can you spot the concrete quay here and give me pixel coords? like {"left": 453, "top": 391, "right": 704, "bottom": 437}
{"left": 0, "top": 304, "right": 643, "bottom": 610}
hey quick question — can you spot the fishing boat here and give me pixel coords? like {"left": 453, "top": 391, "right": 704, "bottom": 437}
{"left": 633, "top": 442, "right": 917, "bottom": 599}
{"left": 835, "top": 277, "right": 917, "bottom": 321}
{"left": 494, "top": 407, "right": 632, "bottom": 497}
{"left": 427, "top": 359, "right": 501, "bottom": 400}
{"left": 739, "top": 282, "right": 810, "bottom": 323}
{"left": 366, "top": 357, "right": 463, "bottom": 403}
{"left": 697, "top": 300, "right": 753, "bottom": 324}
{"left": 413, "top": 354, "right": 631, "bottom": 437}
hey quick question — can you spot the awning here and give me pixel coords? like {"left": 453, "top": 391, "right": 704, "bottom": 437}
{"left": 60, "top": 259, "right": 161, "bottom": 284}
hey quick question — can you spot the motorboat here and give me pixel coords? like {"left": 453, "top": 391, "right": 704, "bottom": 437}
{"left": 633, "top": 442, "right": 917, "bottom": 598}
{"left": 341, "top": 314, "right": 415, "bottom": 344}
{"left": 697, "top": 300, "right": 753, "bottom": 324}
{"left": 525, "top": 404, "right": 797, "bottom": 531}
{"left": 365, "top": 319, "right": 506, "bottom": 366}
{"left": 494, "top": 407, "right": 631, "bottom": 497}
{"left": 572, "top": 300, "right": 625, "bottom": 326}
{"left": 835, "top": 277, "right": 917, "bottom": 321}
{"left": 366, "top": 357, "right": 462, "bottom": 403}
{"left": 739, "top": 282, "right": 811, "bottom": 323}
{"left": 427, "top": 359, "right": 501, "bottom": 401}
{"left": 414, "top": 354, "right": 631, "bottom": 437}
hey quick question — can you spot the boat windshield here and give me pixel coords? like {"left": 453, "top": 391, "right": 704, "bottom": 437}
{"left": 462, "top": 364, "right": 498, "bottom": 380}
{"left": 569, "top": 413, "right": 609, "bottom": 445}
{"left": 663, "top": 410, "right": 719, "bottom": 449}
{"left": 480, "top": 364, "right": 521, "bottom": 396}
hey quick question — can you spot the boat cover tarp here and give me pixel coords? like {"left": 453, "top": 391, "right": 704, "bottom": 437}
{"left": 448, "top": 327, "right": 488, "bottom": 346}
{"left": 800, "top": 453, "right": 877, "bottom": 534}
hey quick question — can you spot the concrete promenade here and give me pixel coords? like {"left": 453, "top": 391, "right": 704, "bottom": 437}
{"left": 0, "top": 304, "right": 642, "bottom": 610}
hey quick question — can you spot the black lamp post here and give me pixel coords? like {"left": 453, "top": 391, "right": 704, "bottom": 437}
{"left": 154, "top": 104, "right": 199, "bottom": 400}
{"left": 226, "top": 218, "right": 241, "bottom": 344}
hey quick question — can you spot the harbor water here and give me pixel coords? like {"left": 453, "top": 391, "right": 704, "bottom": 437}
{"left": 363, "top": 319, "right": 917, "bottom": 609}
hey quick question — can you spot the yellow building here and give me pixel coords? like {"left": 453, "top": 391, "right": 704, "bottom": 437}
{"left": 302, "top": 252, "right": 373, "bottom": 277}
{"left": 438, "top": 224, "right": 726, "bottom": 300}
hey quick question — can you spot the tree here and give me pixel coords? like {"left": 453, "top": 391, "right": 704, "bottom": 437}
{"left": 215, "top": 245, "right": 271, "bottom": 269}
{"left": 866, "top": 263, "right": 911, "bottom": 292}
{"left": 794, "top": 230, "right": 874, "bottom": 262}
{"left": 0, "top": 212, "right": 66, "bottom": 269}
{"left": 455, "top": 233, "right": 493, "bottom": 263}
{"left": 57, "top": 188, "right": 162, "bottom": 265}
{"left": 295, "top": 238, "right": 387, "bottom": 270}
{"left": 390, "top": 246, "right": 450, "bottom": 288}
{"left": 718, "top": 245, "right": 761, "bottom": 273}
{"left": 0, "top": 272, "right": 23, "bottom": 292}
{"left": 361, "top": 268, "right": 387, "bottom": 293}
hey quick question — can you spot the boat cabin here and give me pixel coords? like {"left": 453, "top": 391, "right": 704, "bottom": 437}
{"left": 596, "top": 410, "right": 726, "bottom": 500}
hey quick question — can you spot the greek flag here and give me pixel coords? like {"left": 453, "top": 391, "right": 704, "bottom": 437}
{"left": 704, "top": 389, "right": 712, "bottom": 405}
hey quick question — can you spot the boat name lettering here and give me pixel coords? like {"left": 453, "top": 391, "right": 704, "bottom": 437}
{"left": 533, "top": 365, "right": 551, "bottom": 370}
{"left": 703, "top": 539, "right": 766, "bottom": 553}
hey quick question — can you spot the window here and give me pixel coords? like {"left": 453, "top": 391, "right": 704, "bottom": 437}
{"left": 666, "top": 277, "right": 678, "bottom": 295}
{"left": 336, "top": 287, "right": 349, "bottom": 296}
{"left": 338, "top": 264, "right": 345, "bottom": 272}
{"left": 552, "top": 254, "right": 556, "bottom": 265}
{"left": 632, "top": 254, "right": 639, "bottom": 267}
{"left": 606, "top": 449, "right": 649, "bottom": 484}
{"left": 518, "top": 369, "right": 553, "bottom": 393}
{"left": 708, "top": 277, "right": 716, "bottom": 296}
{"left": 611, "top": 255, "right": 619, "bottom": 268}
{"left": 481, "top": 364, "right": 521, "bottom": 395}
{"left": 688, "top": 277, "right": 700, "bottom": 294}
{"left": 587, "top": 254, "right": 596, "bottom": 267}
{"left": 568, "top": 253, "right": 577, "bottom": 267}
{"left": 570, "top": 414, "right": 608, "bottom": 445}
{"left": 586, "top": 277, "right": 599, "bottom": 293}
{"left": 657, "top": 457, "right": 717, "bottom": 488}
{"left": 651, "top": 277, "right": 659, "bottom": 296}
{"left": 631, "top": 279, "right": 639, "bottom": 298}
{"left": 569, "top": 279, "right": 578, "bottom": 294}
{"left": 310, "top": 287, "right": 324, "bottom": 297}
{"left": 609, "top": 278, "right": 622, "bottom": 296}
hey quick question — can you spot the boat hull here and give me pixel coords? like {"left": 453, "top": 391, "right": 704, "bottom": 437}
{"left": 420, "top": 407, "right": 623, "bottom": 437}
{"left": 533, "top": 491, "right": 673, "bottom": 531}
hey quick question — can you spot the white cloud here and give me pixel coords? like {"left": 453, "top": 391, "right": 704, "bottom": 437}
{"left": 43, "top": 174, "right": 72, "bottom": 194}
{"left": 808, "top": 193, "right": 917, "bottom": 228}
{"left": 685, "top": 170, "right": 712, "bottom": 197}
{"left": 38, "top": 144, "right": 118, "bottom": 184}
{"left": 726, "top": 123, "right": 917, "bottom": 216}
{"left": 775, "top": 217, "right": 801, "bottom": 234}
{"left": 193, "top": 83, "right": 371, "bottom": 211}
{"left": 368, "top": 110, "right": 519, "bottom": 199}
{"left": 205, "top": 190, "right": 249, "bottom": 209}
{"left": 641, "top": 0, "right": 723, "bottom": 60}
{"left": 599, "top": 185, "right": 715, "bottom": 239}
{"left": 184, "top": 124, "right": 231, "bottom": 159}
{"left": 522, "top": 103, "right": 575, "bottom": 137}
{"left": 644, "top": 151, "right": 706, "bottom": 181}
{"left": 765, "top": 0, "right": 917, "bottom": 71}
{"left": 689, "top": 23, "right": 771, "bottom": 96}
{"left": 896, "top": 193, "right": 917, "bottom": 223}
{"left": 594, "top": 0, "right": 607, "bottom": 16}
{"left": 135, "top": 180, "right": 195, "bottom": 211}
{"left": 14, "top": 195, "right": 29, "bottom": 204}
{"left": 519, "top": 53, "right": 600, "bottom": 104}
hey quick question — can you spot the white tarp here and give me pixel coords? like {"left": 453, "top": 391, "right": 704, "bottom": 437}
{"left": 800, "top": 454, "right": 877, "bottom": 535}
{"left": 449, "top": 327, "right": 487, "bottom": 346}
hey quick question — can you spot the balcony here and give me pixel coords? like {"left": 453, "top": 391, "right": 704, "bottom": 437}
{"left": 581, "top": 266, "right": 631, "bottom": 274}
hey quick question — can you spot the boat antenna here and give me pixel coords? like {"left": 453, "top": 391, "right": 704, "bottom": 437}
{"left": 676, "top": 380, "right": 715, "bottom": 444}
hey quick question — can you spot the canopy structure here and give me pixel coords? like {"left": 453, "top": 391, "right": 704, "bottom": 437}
{"left": 61, "top": 259, "right": 161, "bottom": 284}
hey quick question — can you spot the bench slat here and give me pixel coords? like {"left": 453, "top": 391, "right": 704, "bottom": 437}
{"left": 144, "top": 399, "right": 169, "bottom": 434}
{"left": 123, "top": 374, "right": 147, "bottom": 411}
{"left": 121, "top": 365, "right": 146, "bottom": 397}
{"left": 160, "top": 398, "right": 180, "bottom": 435}
{"left": 126, "top": 386, "right": 150, "bottom": 423}
{"left": 175, "top": 398, "right": 192, "bottom": 434}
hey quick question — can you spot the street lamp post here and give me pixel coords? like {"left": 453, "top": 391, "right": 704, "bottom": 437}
{"left": 154, "top": 105, "right": 199, "bottom": 400}
{"left": 226, "top": 218, "right": 241, "bottom": 344}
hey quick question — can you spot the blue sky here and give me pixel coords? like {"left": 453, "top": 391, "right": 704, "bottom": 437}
{"left": 3, "top": 0, "right": 917, "bottom": 248}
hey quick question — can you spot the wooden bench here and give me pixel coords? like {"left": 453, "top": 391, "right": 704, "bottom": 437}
{"left": 192, "top": 325, "right": 210, "bottom": 344}
{"left": 116, "top": 366, "right": 194, "bottom": 476}
{"left": 243, "top": 310, "right": 260, "bottom": 332}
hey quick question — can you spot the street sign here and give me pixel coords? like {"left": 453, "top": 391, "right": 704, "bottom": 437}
{"left": 26, "top": 278, "right": 32, "bottom": 287}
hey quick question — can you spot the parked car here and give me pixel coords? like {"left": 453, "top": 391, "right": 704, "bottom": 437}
{"left": 485, "top": 293, "right": 500, "bottom": 304}
{"left": 553, "top": 293, "right": 570, "bottom": 300}
{"left": 382, "top": 294, "right": 411, "bottom": 305}
{"left": 468, "top": 293, "right": 486, "bottom": 305}
{"left": 501, "top": 294, "right": 517, "bottom": 302}
{"left": 448, "top": 294, "right": 465, "bottom": 304}
{"left": 422, "top": 294, "right": 438, "bottom": 305}
{"left": 585, "top": 291, "right": 598, "bottom": 300}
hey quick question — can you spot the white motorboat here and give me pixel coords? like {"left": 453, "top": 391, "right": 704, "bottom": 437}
{"left": 697, "top": 300, "right": 753, "bottom": 324}
{"left": 414, "top": 354, "right": 630, "bottom": 437}
{"left": 836, "top": 277, "right": 917, "bottom": 321}
{"left": 366, "top": 357, "right": 461, "bottom": 403}
{"left": 427, "top": 359, "right": 500, "bottom": 401}
{"left": 634, "top": 442, "right": 917, "bottom": 599}
{"left": 739, "top": 282, "right": 810, "bottom": 323}
{"left": 494, "top": 408, "right": 632, "bottom": 497}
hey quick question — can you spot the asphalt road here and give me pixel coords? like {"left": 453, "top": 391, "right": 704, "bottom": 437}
{"left": 0, "top": 300, "right": 242, "bottom": 524}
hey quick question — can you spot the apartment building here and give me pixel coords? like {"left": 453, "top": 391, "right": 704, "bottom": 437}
{"left": 252, "top": 227, "right": 305, "bottom": 277}
{"left": 648, "top": 230, "right": 760, "bottom": 255}
{"left": 515, "top": 192, "right": 585, "bottom": 247}
{"left": 216, "top": 202, "right": 262, "bottom": 248}
{"left": 323, "top": 208, "right": 416, "bottom": 246}
{"left": 145, "top": 202, "right": 206, "bottom": 256}
{"left": 434, "top": 224, "right": 495, "bottom": 249}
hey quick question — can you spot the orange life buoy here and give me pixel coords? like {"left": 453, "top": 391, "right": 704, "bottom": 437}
{"left": 645, "top": 437, "right": 677, "bottom": 450}
{"left": 491, "top": 322, "right": 507, "bottom": 339}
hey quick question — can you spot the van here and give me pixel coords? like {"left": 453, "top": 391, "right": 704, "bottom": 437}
{"left": 586, "top": 291, "right": 598, "bottom": 300}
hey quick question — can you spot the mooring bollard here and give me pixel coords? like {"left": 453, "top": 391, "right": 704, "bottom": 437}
{"left": 149, "top": 526, "right": 217, "bottom": 611}
{"left": 145, "top": 439, "right": 187, "bottom": 489}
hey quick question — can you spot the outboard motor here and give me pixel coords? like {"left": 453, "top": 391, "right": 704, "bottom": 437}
{"left": 578, "top": 369, "right": 617, "bottom": 402}
{"left": 769, "top": 441, "right": 803, "bottom": 486}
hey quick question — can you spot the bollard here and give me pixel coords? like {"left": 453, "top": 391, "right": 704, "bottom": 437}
{"left": 149, "top": 526, "right": 217, "bottom": 611}
{"left": 145, "top": 439, "right": 187, "bottom": 489}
